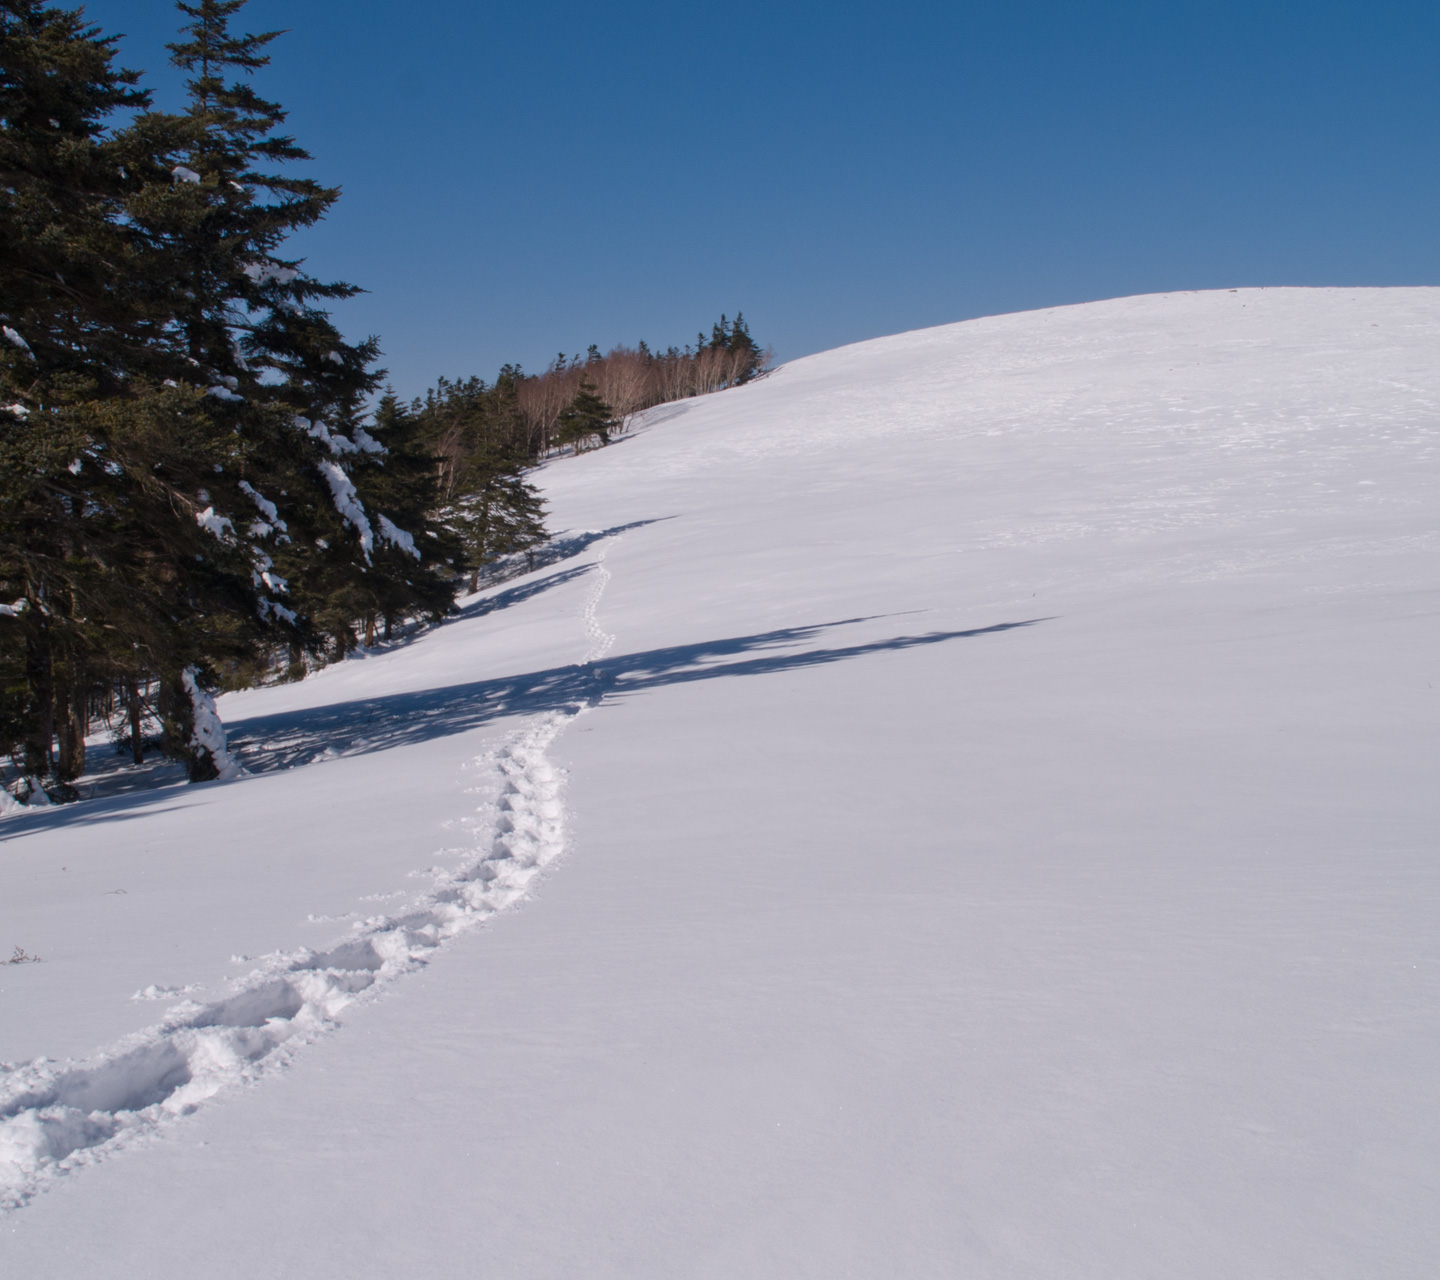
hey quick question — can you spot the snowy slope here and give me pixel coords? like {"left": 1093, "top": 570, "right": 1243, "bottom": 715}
{"left": 3, "top": 288, "right": 1438, "bottom": 1277}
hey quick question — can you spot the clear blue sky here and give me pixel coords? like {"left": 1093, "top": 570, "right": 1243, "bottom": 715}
{"left": 83, "top": 0, "right": 1440, "bottom": 398}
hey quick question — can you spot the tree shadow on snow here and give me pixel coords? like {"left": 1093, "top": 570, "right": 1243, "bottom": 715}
{"left": 0, "top": 614, "right": 1049, "bottom": 839}
{"left": 457, "top": 563, "right": 594, "bottom": 620}
{"left": 463, "top": 518, "right": 668, "bottom": 600}
{"left": 224, "top": 614, "right": 1049, "bottom": 774}
{"left": 0, "top": 789, "right": 200, "bottom": 841}
{"left": 338, "top": 519, "right": 668, "bottom": 666}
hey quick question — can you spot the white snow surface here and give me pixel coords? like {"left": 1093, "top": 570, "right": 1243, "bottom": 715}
{"left": 238, "top": 478, "right": 287, "bottom": 538}
{"left": 301, "top": 416, "right": 386, "bottom": 458}
{"left": 1, "top": 288, "right": 1437, "bottom": 1276}
{"left": 316, "top": 459, "right": 374, "bottom": 558}
{"left": 193, "top": 506, "right": 233, "bottom": 542}
{"left": 376, "top": 513, "right": 421, "bottom": 560}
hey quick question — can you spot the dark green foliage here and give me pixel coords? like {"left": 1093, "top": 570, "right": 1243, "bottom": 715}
{"left": 409, "top": 371, "right": 548, "bottom": 592}
{"left": 0, "top": 0, "right": 151, "bottom": 386}
{"left": 554, "top": 379, "right": 615, "bottom": 454}
{"left": 716, "top": 312, "right": 764, "bottom": 383}
{"left": 0, "top": 0, "right": 176, "bottom": 780}
{"left": 297, "top": 391, "right": 460, "bottom": 649}
{"left": 0, "top": 0, "right": 455, "bottom": 792}
{"left": 0, "top": 2, "right": 768, "bottom": 800}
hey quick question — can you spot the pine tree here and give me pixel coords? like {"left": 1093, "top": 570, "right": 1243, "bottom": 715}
{"left": 554, "top": 379, "right": 616, "bottom": 454}
{"left": 1, "top": 0, "right": 449, "bottom": 790}
{"left": 129, "top": 0, "right": 446, "bottom": 768}
{"left": 726, "top": 312, "right": 765, "bottom": 383}
{"left": 325, "top": 390, "right": 460, "bottom": 646}
{"left": 410, "top": 369, "right": 547, "bottom": 593}
{"left": 0, "top": 0, "right": 173, "bottom": 789}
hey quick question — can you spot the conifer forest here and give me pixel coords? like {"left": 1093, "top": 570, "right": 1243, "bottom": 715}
{"left": 0, "top": 0, "right": 768, "bottom": 799}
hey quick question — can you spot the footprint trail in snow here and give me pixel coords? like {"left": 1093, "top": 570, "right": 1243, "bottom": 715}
{"left": 0, "top": 534, "right": 621, "bottom": 1211}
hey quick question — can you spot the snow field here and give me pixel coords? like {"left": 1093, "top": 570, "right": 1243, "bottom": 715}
{"left": 1, "top": 288, "right": 1437, "bottom": 1277}
{"left": 0, "top": 710, "right": 566, "bottom": 1208}
{"left": 0, "top": 530, "right": 626, "bottom": 1209}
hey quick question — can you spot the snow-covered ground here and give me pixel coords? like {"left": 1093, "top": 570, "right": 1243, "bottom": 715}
{"left": 2, "top": 287, "right": 1437, "bottom": 1277}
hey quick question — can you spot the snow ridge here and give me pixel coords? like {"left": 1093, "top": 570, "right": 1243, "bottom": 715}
{"left": 0, "top": 535, "right": 624, "bottom": 1211}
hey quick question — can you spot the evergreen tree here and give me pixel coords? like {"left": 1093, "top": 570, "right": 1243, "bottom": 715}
{"left": 1, "top": 2, "right": 766, "bottom": 800}
{"left": 725, "top": 312, "right": 764, "bottom": 383}
{"left": 128, "top": 0, "right": 448, "bottom": 766}
{"left": 554, "top": 379, "right": 615, "bottom": 454}
{"left": 1, "top": 0, "right": 452, "bottom": 790}
{"left": 410, "top": 368, "right": 547, "bottom": 592}
{"left": 317, "top": 389, "right": 460, "bottom": 646}
{"left": 0, "top": 0, "right": 175, "bottom": 788}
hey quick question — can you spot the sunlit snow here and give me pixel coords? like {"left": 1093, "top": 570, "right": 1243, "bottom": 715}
{"left": 1, "top": 288, "right": 1436, "bottom": 1277}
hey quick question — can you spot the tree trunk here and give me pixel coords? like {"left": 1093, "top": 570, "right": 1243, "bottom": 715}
{"left": 128, "top": 678, "right": 145, "bottom": 765}
{"left": 53, "top": 682, "right": 72, "bottom": 778}
{"left": 70, "top": 691, "right": 87, "bottom": 776}
{"left": 22, "top": 611, "right": 54, "bottom": 779}
{"left": 55, "top": 675, "right": 87, "bottom": 781}
{"left": 157, "top": 667, "right": 218, "bottom": 782}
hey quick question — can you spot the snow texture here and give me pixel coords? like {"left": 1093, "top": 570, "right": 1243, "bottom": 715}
{"left": 247, "top": 550, "right": 286, "bottom": 595}
{"left": 2, "top": 325, "right": 30, "bottom": 352}
{"left": 351, "top": 426, "right": 384, "bottom": 454}
{"left": 130, "top": 985, "right": 202, "bottom": 1002}
{"left": 0, "top": 697, "right": 576, "bottom": 1209}
{"left": 181, "top": 668, "right": 242, "bottom": 782}
{"left": 1, "top": 289, "right": 1437, "bottom": 1279}
{"left": 193, "top": 507, "right": 233, "bottom": 542}
{"left": 241, "top": 262, "right": 297, "bottom": 286}
{"left": 298, "top": 416, "right": 386, "bottom": 457}
{"left": 316, "top": 460, "right": 373, "bottom": 558}
{"left": 11, "top": 778, "right": 49, "bottom": 807}
{"left": 236, "top": 479, "right": 282, "bottom": 528}
{"left": 258, "top": 598, "right": 298, "bottom": 626}
{"left": 376, "top": 514, "right": 420, "bottom": 560}
{"left": 169, "top": 166, "right": 200, "bottom": 184}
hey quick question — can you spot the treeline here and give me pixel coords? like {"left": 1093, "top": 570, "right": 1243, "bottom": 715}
{"left": 0, "top": 1, "right": 767, "bottom": 804}
{"left": 510, "top": 319, "right": 767, "bottom": 454}
{"left": 411, "top": 316, "right": 767, "bottom": 588}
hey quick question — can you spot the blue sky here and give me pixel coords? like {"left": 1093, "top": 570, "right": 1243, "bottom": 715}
{"left": 83, "top": 0, "right": 1440, "bottom": 397}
